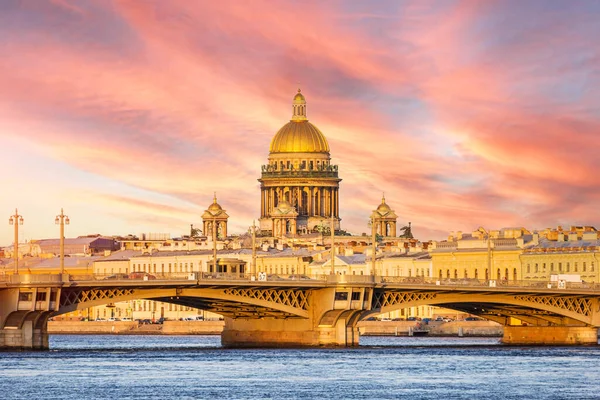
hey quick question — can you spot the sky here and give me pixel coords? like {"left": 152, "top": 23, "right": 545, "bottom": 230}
{"left": 1, "top": 0, "right": 600, "bottom": 246}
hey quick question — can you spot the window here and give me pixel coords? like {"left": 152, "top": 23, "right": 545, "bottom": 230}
{"left": 334, "top": 292, "right": 348, "bottom": 301}
{"left": 19, "top": 292, "right": 33, "bottom": 302}
{"left": 558, "top": 263, "right": 562, "bottom": 272}
{"left": 36, "top": 292, "right": 47, "bottom": 302}
{"left": 566, "top": 263, "right": 570, "bottom": 272}
{"left": 550, "top": 263, "right": 554, "bottom": 272}
{"left": 575, "top": 262, "right": 578, "bottom": 272}
{"left": 535, "top": 264, "right": 538, "bottom": 273}
{"left": 351, "top": 292, "right": 361, "bottom": 301}
{"left": 527, "top": 264, "right": 530, "bottom": 273}
{"left": 583, "top": 262, "right": 587, "bottom": 272}
{"left": 591, "top": 262, "right": 595, "bottom": 272}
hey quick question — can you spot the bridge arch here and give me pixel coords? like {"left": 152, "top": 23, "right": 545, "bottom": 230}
{"left": 369, "top": 290, "right": 598, "bottom": 326}
{"left": 58, "top": 287, "right": 311, "bottom": 319}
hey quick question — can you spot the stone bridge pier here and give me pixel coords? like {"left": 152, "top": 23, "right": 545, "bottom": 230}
{"left": 0, "top": 287, "right": 57, "bottom": 350}
{"left": 221, "top": 287, "right": 370, "bottom": 347}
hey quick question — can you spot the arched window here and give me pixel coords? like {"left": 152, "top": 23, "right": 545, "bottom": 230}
{"left": 454, "top": 269, "right": 458, "bottom": 279}
{"left": 505, "top": 268, "right": 509, "bottom": 280}
{"left": 513, "top": 268, "right": 518, "bottom": 281}
{"left": 446, "top": 269, "right": 450, "bottom": 279}
{"left": 497, "top": 268, "right": 501, "bottom": 280}
{"left": 439, "top": 270, "right": 443, "bottom": 280}
{"left": 474, "top": 269, "right": 479, "bottom": 279}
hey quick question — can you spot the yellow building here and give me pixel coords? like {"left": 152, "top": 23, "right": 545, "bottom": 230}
{"left": 521, "top": 228, "right": 599, "bottom": 283}
{"left": 431, "top": 227, "right": 529, "bottom": 283}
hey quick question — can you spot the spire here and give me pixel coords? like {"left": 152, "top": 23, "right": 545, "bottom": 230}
{"left": 382, "top": 193, "right": 386, "bottom": 204}
{"left": 291, "top": 88, "right": 307, "bottom": 121}
{"left": 213, "top": 192, "right": 217, "bottom": 204}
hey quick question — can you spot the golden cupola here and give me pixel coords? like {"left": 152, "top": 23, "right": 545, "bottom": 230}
{"left": 269, "top": 89, "right": 330, "bottom": 154}
{"left": 259, "top": 89, "right": 341, "bottom": 237}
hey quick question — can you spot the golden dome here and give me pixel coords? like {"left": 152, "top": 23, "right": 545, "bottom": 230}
{"left": 269, "top": 89, "right": 330, "bottom": 154}
{"left": 377, "top": 196, "right": 391, "bottom": 212}
{"left": 208, "top": 193, "right": 223, "bottom": 211}
{"left": 270, "top": 121, "right": 330, "bottom": 153}
{"left": 293, "top": 89, "right": 306, "bottom": 103}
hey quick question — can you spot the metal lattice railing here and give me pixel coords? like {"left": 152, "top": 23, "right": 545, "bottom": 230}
{"left": 61, "top": 288, "right": 135, "bottom": 308}
{"left": 223, "top": 288, "right": 310, "bottom": 310}
{"left": 514, "top": 295, "right": 592, "bottom": 317}
{"left": 372, "top": 291, "right": 437, "bottom": 309}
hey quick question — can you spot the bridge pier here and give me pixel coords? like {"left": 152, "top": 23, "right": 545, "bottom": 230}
{"left": 0, "top": 321, "right": 49, "bottom": 350}
{"left": 221, "top": 287, "right": 362, "bottom": 347}
{"left": 502, "top": 326, "right": 598, "bottom": 345}
{"left": 0, "top": 287, "right": 53, "bottom": 350}
{"left": 221, "top": 316, "right": 360, "bottom": 347}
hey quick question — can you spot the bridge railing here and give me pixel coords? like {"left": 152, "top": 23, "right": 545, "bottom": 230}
{"left": 381, "top": 276, "right": 600, "bottom": 291}
{"left": 65, "top": 272, "right": 329, "bottom": 283}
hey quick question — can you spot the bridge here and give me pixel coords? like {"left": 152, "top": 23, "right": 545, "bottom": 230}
{"left": 1, "top": 273, "right": 599, "bottom": 349}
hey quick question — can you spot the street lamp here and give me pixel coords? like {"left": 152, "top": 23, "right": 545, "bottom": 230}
{"left": 55, "top": 208, "right": 70, "bottom": 275}
{"left": 8, "top": 209, "right": 24, "bottom": 274}
{"left": 249, "top": 221, "right": 257, "bottom": 278}
{"left": 212, "top": 215, "right": 218, "bottom": 275}
{"left": 330, "top": 212, "right": 335, "bottom": 275}
{"left": 480, "top": 227, "right": 492, "bottom": 281}
{"left": 368, "top": 215, "right": 377, "bottom": 277}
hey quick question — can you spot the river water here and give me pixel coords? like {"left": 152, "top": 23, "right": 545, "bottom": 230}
{"left": 1, "top": 335, "right": 599, "bottom": 399}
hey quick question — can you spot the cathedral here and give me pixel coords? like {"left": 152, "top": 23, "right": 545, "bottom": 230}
{"left": 258, "top": 90, "right": 341, "bottom": 236}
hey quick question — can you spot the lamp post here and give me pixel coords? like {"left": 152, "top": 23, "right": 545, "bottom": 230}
{"left": 212, "top": 215, "right": 217, "bottom": 275}
{"left": 480, "top": 227, "right": 491, "bottom": 281}
{"left": 8, "top": 209, "right": 24, "bottom": 274}
{"left": 249, "top": 221, "right": 257, "bottom": 278}
{"left": 368, "top": 215, "right": 377, "bottom": 277}
{"left": 330, "top": 212, "right": 335, "bottom": 275}
{"left": 55, "top": 208, "right": 70, "bottom": 275}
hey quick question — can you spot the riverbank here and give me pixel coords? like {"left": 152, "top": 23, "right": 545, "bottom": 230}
{"left": 48, "top": 320, "right": 225, "bottom": 335}
{"left": 49, "top": 320, "right": 503, "bottom": 337}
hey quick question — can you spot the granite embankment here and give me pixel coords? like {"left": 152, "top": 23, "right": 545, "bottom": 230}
{"left": 49, "top": 320, "right": 503, "bottom": 336}
{"left": 48, "top": 320, "right": 225, "bottom": 335}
